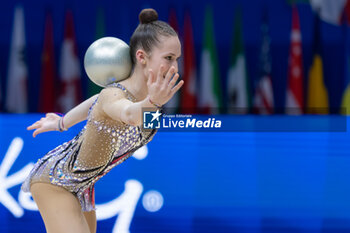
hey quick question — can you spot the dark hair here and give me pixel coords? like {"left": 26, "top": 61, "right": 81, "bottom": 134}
{"left": 129, "top": 8, "right": 178, "bottom": 65}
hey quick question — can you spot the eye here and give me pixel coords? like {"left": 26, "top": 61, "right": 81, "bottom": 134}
{"left": 165, "top": 56, "right": 172, "bottom": 61}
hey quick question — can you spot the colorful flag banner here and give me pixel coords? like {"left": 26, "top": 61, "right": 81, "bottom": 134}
{"left": 6, "top": 5, "right": 28, "bottom": 113}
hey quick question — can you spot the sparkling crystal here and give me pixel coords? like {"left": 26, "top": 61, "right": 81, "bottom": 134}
{"left": 23, "top": 83, "right": 157, "bottom": 212}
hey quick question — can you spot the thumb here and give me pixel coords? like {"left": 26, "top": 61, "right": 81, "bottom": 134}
{"left": 33, "top": 128, "right": 46, "bottom": 138}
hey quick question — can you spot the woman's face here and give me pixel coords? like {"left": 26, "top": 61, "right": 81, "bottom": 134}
{"left": 144, "top": 35, "right": 181, "bottom": 78}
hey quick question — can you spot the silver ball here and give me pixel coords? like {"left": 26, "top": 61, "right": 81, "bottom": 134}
{"left": 84, "top": 37, "right": 132, "bottom": 87}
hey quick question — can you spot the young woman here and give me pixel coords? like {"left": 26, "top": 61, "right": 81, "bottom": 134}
{"left": 22, "top": 8, "right": 183, "bottom": 233}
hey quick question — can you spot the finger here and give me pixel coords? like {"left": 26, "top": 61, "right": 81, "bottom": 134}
{"left": 46, "top": 113, "right": 57, "bottom": 118}
{"left": 163, "top": 66, "right": 176, "bottom": 87}
{"left": 27, "top": 122, "right": 40, "bottom": 130}
{"left": 168, "top": 73, "right": 180, "bottom": 90}
{"left": 27, "top": 125, "right": 37, "bottom": 130}
{"left": 157, "top": 65, "right": 165, "bottom": 84}
{"left": 170, "top": 80, "right": 184, "bottom": 95}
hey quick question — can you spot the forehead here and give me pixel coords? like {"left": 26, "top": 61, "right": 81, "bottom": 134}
{"left": 153, "top": 35, "right": 181, "bottom": 55}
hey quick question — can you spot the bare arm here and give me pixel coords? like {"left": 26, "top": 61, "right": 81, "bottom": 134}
{"left": 27, "top": 94, "right": 98, "bottom": 137}
{"left": 62, "top": 94, "right": 99, "bottom": 128}
{"left": 103, "top": 65, "right": 183, "bottom": 126}
{"left": 103, "top": 96, "right": 158, "bottom": 126}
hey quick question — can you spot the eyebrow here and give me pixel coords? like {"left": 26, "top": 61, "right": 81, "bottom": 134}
{"left": 166, "top": 53, "right": 181, "bottom": 57}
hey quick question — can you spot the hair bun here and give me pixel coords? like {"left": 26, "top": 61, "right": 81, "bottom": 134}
{"left": 139, "top": 8, "right": 158, "bottom": 24}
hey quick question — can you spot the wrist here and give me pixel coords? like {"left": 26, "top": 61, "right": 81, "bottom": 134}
{"left": 148, "top": 96, "right": 162, "bottom": 108}
{"left": 58, "top": 116, "right": 68, "bottom": 132}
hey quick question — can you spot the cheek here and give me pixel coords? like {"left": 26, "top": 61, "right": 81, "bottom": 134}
{"left": 148, "top": 58, "right": 167, "bottom": 74}
{"left": 149, "top": 62, "right": 159, "bottom": 74}
{"left": 147, "top": 59, "right": 158, "bottom": 70}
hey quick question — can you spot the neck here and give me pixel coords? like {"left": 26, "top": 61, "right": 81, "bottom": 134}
{"left": 118, "top": 66, "right": 148, "bottom": 101}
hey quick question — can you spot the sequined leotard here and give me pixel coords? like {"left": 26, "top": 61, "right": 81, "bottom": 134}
{"left": 21, "top": 83, "right": 157, "bottom": 211}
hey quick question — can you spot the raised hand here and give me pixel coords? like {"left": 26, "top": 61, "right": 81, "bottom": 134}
{"left": 27, "top": 113, "right": 61, "bottom": 137}
{"left": 147, "top": 65, "right": 184, "bottom": 106}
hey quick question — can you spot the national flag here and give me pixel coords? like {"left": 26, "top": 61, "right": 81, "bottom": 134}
{"left": 306, "top": 16, "right": 329, "bottom": 114}
{"left": 310, "top": 0, "right": 348, "bottom": 25}
{"left": 180, "top": 11, "right": 197, "bottom": 114}
{"left": 343, "top": 0, "right": 350, "bottom": 24}
{"left": 341, "top": 56, "right": 350, "bottom": 114}
{"left": 6, "top": 6, "right": 28, "bottom": 113}
{"left": 165, "top": 8, "right": 181, "bottom": 113}
{"left": 340, "top": 12, "right": 350, "bottom": 114}
{"left": 253, "top": 13, "right": 274, "bottom": 114}
{"left": 57, "top": 9, "right": 83, "bottom": 113}
{"left": 39, "top": 12, "right": 56, "bottom": 112}
{"left": 87, "top": 7, "right": 104, "bottom": 97}
{"left": 199, "top": 6, "right": 223, "bottom": 114}
{"left": 227, "top": 7, "right": 251, "bottom": 114}
{"left": 286, "top": 6, "right": 304, "bottom": 115}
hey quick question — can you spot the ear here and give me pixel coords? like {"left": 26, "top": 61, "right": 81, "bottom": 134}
{"left": 135, "top": 49, "right": 149, "bottom": 65}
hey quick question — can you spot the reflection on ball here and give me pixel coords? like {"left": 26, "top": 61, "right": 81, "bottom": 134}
{"left": 84, "top": 37, "right": 132, "bottom": 87}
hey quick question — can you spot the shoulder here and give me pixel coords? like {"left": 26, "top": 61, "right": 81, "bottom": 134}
{"left": 98, "top": 86, "right": 128, "bottom": 104}
{"left": 93, "top": 86, "right": 129, "bottom": 119}
{"left": 96, "top": 85, "right": 134, "bottom": 122}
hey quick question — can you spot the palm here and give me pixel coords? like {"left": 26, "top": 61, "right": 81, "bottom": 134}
{"left": 147, "top": 65, "right": 184, "bottom": 106}
{"left": 148, "top": 82, "right": 160, "bottom": 97}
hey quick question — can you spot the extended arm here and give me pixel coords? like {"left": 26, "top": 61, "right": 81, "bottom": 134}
{"left": 62, "top": 94, "right": 99, "bottom": 129}
{"left": 103, "top": 96, "right": 159, "bottom": 126}
{"left": 27, "top": 94, "right": 98, "bottom": 137}
{"left": 103, "top": 66, "right": 183, "bottom": 126}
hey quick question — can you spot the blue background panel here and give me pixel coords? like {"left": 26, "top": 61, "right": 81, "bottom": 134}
{"left": 0, "top": 114, "right": 350, "bottom": 232}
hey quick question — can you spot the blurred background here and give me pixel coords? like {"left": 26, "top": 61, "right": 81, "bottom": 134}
{"left": 1, "top": 0, "right": 350, "bottom": 233}
{"left": 1, "top": 0, "right": 350, "bottom": 114}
